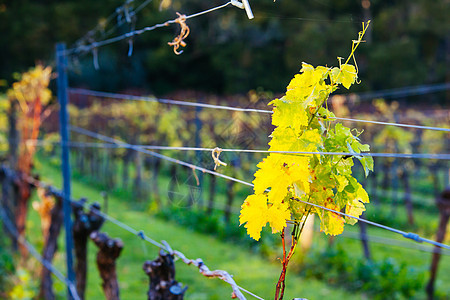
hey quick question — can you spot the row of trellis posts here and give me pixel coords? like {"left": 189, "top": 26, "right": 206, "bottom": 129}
{"left": 0, "top": 43, "right": 187, "bottom": 300}
{"left": 0, "top": 165, "right": 187, "bottom": 300}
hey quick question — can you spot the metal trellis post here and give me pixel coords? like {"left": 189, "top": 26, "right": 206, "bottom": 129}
{"left": 56, "top": 42, "right": 76, "bottom": 299}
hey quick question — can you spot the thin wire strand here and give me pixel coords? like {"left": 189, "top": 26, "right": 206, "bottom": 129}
{"left": 19, "top": 173, "right": 263, "bottom": 300}
{"left": 355, "top": 82, "right": 450, "bottom": 101}
{"left": 99, "top": 0, "right": 155, "bottom": 44}
{"left": 328, "top": 116, "right": 450, "bottom": 132}
{"left": 70, "top": 126, "right": 450, "bottom": 251}
{"left": 73, "top": 0, "right": 137, "bottom": 47}
{"left": 338, "top": 231, "right": 450, "bottom": 256}
{"left": 65, "top": 1, "right": 238, "bottom": 55}
{"left": 254, "top": 11, "right": 361, "bottom": 24}
{"left": 295, "top": 199, "right": 450, "bottom": 250}
{"left": 68, "top": 88, "right": 450, "bottom": 132}
{"left": 27, "top": 138, "right": 450, "bottom": 160}
{"left": 69, "top": 88, "right": 272, "bottom": 113}
{"left": 0, "top": 208, "right": 81, "bottom": 300}
{"left": 70, "top": 126, "right": 255, "bottom": 187}
{"left": 134, "top": 0, "right": 153, "bottom": 14}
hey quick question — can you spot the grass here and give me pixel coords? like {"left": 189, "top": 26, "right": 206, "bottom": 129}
{"left": 26, "top": 157, "right": 362, "bottom": 299}
{"left": 21, "top": 152, "right": 450, "bottom": 299}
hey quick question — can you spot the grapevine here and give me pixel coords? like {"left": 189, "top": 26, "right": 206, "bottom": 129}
{"left": 239, "top": 22, "right": 372, "bottom": 299}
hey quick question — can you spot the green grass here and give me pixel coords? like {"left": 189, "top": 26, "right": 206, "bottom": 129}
{"left": 26, "top": 158, "right": 362, "bottom": 299}
{"left": 23, "top": 153, "right": 450, "bottom": 299}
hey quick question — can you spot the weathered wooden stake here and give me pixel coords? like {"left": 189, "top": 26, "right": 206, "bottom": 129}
{"left": 39, "top": 189, "right": 63, "bottom": 300}
{"left": 0, "top": 167, "right": 19, "bottom": 250}
{"left": 426, "top": 188, "right": 450, "bottom": 299}
{"left": 73, "top": 200, "right": 104, "bottom": 299}
{"left": 207, "top": 175, "right": 216, "bottom": 214}
{"left": 359, "top": 212, "right": 371, "bottom": 260}
{"left": 91, "top": 232, "right": 123, "bottom": 300}
{"left": 224, "top": 178, "right": 235, "bottom": 224}
{"left": 400, "top": 166, "right": 414, "bottom": 225}
{"left": 143, "top": 250, "right": 187, "bottom": 300}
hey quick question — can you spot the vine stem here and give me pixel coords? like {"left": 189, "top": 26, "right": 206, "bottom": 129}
{"left": 307, "top": 21, "right": 370, "bottom": 129}
{"left": 274, "top": 209, "right": 311, "bottom": 300}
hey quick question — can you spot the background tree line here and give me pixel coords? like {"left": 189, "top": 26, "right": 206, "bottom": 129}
{"left": 0, "top": 0, "right": 448, "bottom": 101}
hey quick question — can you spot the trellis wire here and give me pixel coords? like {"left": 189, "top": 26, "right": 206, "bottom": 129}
{"left": 73, "top": 0, "right": 139, "bottom": 47}
{"left": 64, "top": 1, "right": 247, "bottom": 56}
{"left": 20, "top": 174, "right": 263, "bottom": 300}
{"left": 92, "top": 0, "right": 154, "bottom": 47}
{"left": 327, "top": 116, "right": 450, "bottom": 132}
{"left": 0, "top": 208, "right": 81, "bottom": 300}
{"left": 339, "top": 231, "right": 450, "bottom": 256}
{"left": 295, "top": 199, "right": 450, "bottom": 250}
{"left": 27, "top": 138, "right": 450, "bottom": 160}
{"left": 69, "top": 88, "right": 272, "bottom": 113}
{"left": 356, "top": 82, "right": 450, "bottom": 101}
{"left": 69, "top": 88, "right": 450, "bottom": 132}
{"left": 70, "top": 126, "right": 450, "bottom": 251}
{"left": 70, "top": 126, "right": 255, "bottom": 188}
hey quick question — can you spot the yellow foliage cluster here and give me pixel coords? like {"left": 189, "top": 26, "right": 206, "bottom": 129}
{"left": 7, "top": 65, "right": 53, "bottom": 174}
{"left": 240, "top": 23, "right": 373, "bottom": 241}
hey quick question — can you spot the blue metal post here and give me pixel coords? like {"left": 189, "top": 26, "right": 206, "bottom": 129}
{"left": 56, "top": 43, "right": 76, "bottom": 299}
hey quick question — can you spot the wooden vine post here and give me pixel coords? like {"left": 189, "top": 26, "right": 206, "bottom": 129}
{"left": 73, "top": 199, "right": 105, "bottom": 299}
{"left": 359, "top": 211, "right": 371, "bottom": 260}
{"left": 0, "top": 167, "right": 19, "bottom": 250}
{"left": 38, "top": 189, "right": 63, "bottom": 300}
{"left": 91, "top": 232, "right": 123, "bottom": 300}
{"left": 426, "top": 187, "right": 450, "bottom": 299}
{"left": 143, "top": 250, "right": 187, "bottom": 300}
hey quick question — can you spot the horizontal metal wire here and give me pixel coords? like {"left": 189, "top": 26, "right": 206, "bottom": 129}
{"left": 64, "top": 1, "right": 240, "bottom": 56}
{"left": 27, "top": 138, "right": 450, "bottom": 160}
{"left": 69, "top": 88, "right": 272, "bottom": 113}
{"left": 338, "top": 231, "right": 450, "bottom": 256}
{"left": 68, "top": 88, "right": 450, "bottom": 132}
{"left": 356, "top": 82, "right": 450, "bottom": 101}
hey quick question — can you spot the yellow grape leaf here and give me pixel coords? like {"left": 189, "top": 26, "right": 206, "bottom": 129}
{"left": 269, "top": 127, "right": 322, "bottom": 153}
{"left": 267, "top": 201, "right": 291, "bottom": 234}
{"left": 345, "top": 199, "right": 365, "bottom": 225}
{"left": 285, "top": 156, "right": 311, "bottom": 194}
{"left": 270, "top": 98, "right": 308, "bottom": 131}
{"left": 330, "top": 64, "right": 357, "bottom": 89}
{"left": 340, "top": 64, "right": 357, "bottom": 89}
{"left": 345, "top": 183, "right": 369, "bottom": 225}
{"left": 253, "top": 154, "right": 308, "bottom": 206}
{"left": 286, "top": 64, "right": 330, "bottom": 104}
{"left": 316, "top": 202, "right": 345, "bottom": 235}
{"left": 335, "top": 175, "right": 349, "bottom": 192}
{"left": 300, "top": 62, "right": 314, "bottom": 73}
{"left": 239, "top": 194, "right": 269, "bottom": 241}
{"left": 286, "top": 83, "right": 314, "bottom": 102}
{"left": 252, "top": 155, "right": 285, "bottom": 195}
{"left": 266, "top": 172, "right": 291, "bottom": 205}
{"left": 356, "top": 183, "right": 369, "bottom": 203}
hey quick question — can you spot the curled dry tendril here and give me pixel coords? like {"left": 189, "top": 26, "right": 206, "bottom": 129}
{"left": 168, "top": 13, "right": 190, "bottom": 55}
